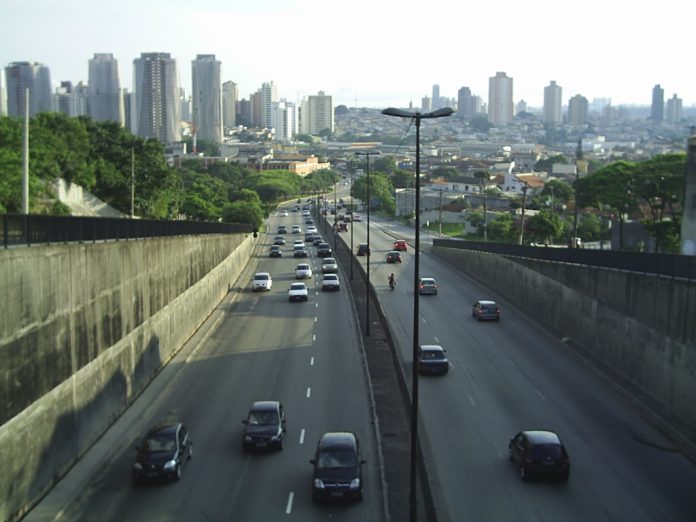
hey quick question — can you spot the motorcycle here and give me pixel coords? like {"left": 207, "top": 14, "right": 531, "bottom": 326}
{"left": 388, "top": 277, "right": 396, "bottom": 290}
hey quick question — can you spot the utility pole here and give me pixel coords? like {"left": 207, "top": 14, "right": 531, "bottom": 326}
{"left": 572, "top": 137, "right": 583, "bottom": 247}
{"left": 518, "top": 179, "right": 529, "bottom": 245}
{"left": 22, "top": 88, "right": 29, "bottom": 214}
{"left": 682, "top": 132, "right": 696, "bottom": 254}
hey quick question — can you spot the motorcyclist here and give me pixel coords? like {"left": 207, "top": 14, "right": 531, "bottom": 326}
{"left": 388, "top": 273, "right": 396, "bottom": 290}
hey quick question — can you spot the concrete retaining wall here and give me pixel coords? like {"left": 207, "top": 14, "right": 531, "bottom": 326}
{"left": 433, "top": 246, "right": 696, "bottom": 440}
{"left": 0, "top": 233, "right": 255, "bottom": 521}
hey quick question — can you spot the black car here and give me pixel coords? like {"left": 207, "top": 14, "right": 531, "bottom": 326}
{"left": 386, "top": 250, "right": 402, "bottom": 263}
{"left": 294, "top": 246, "right": 308, "bottom": 258}
{"left": 357, "top": 243, "right": 370, "bottom": 256}
{"left": 317, "top": 242, "right": 332, "bottom": 257}
{"left": 133, "top": 422, "right": 193, "bottom": 483}
{"left": 310, "top": 432, "right": 365, "bottom": 502}
{"left": 508, "top": 430, "right": 570, "bottom": 482}
{"left": 313, "top": 236, "right": 324, "bottom": 246}
{"left": 242, "top": 401, "right": 286, "bottom": 451}
{"left": 269, "top": 245, "right": 282, "bottom": 257}
{"left": 417, "top": 345, "right": 449, "bottom": 375}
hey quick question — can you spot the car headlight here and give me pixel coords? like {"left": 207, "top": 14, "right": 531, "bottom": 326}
{"left": 349, "top": 478, "right": 361, "bottom": 489}
{"left": 313, "top": 479, "right": 325, "bottom": 489}
{"left": 133, "top": 462, "right": 143, "bottom": 471}
{"left": 163, "top": 459, "right": 176, "bottom": 471}
{"left": 244, "top": 435, "right": 252, "bottom": 442}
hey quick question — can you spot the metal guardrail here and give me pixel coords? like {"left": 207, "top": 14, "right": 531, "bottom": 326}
{"left": 2, "top": 214, "right": 253, "bottom": 247}
{"left": 433, "top": 238, "right": 696, "bottom": 281}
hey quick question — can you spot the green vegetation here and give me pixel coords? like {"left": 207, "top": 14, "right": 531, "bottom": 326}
{"left": 0, "top": 114, "right": 339, "bottom": 229}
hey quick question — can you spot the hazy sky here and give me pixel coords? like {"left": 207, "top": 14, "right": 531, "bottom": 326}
{"left": 2, "top": 0, "right": 693, "bottom": 109}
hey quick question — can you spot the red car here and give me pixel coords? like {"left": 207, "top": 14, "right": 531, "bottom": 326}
{"left": 393, "top": 240, "right": 407, "bottom": 251}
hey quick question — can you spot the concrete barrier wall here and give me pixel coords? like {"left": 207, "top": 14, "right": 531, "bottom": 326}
{"left": 0, "top": 234, "right": 255, "bottom": 521}
{"left": 433, "top": 247, "right": 696, "bottom": 439}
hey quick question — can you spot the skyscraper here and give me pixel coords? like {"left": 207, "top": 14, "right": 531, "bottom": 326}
{"left": 300, "top": 91, "right": 333, "bottom": 135}
{"left": 651, "top": 84, "right": 664, "bottom": 122}
{"left": 259, "top": 81, "right": 278, "bottom": 130}
{"left": 666, "top": 94, "right": 682, "bottom": 123}
{"left": 488, "top": 72, "right": 513, "bottom": 125}
{"left": 222, "top": 81, "right": 238, "bottom": 131}
{"left": 88, "top": 53, "right": 124, "bottom": 125}
{"left": 4, "top": 61, "right": 52, "bottom": 117}
{"left": 55, "top": 81, "right": 88, "bottom": 117}
{"left": 0, "top": 69, "right": 7, "bottom": 116}
{"left": 568, "top": 94, "right": 589, "bottom": 126}
{"left": 457, "top": 86, "right": 473, "bottom": 120}
{"left": 543, "top": 81, "right": 563, "bottom": 125}
{"left": 432, "top": 84, "right": 441, "bottom": 110}
{"left": 132, "top": 53, "right": 180, "bottom": 143}
{"left": 192, "top": 54, "right": 222, "bottom": 143}
{"left": 271, "top": 100, "right": 297, "bottom": 142}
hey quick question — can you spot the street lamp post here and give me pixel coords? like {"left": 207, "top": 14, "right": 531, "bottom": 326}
{"left": 350, "top": 160, "right": 355, "bottom": 280}
{"left": 333, "top": 180, "right": 338, "bottom": 251}
{"left": 517, "top": 179, "right": 529, "bottom": 245}
{"left": 355, "top": 150, "right": 380, "bottom": 337}
{"left": 381, "top": 106, "right": 454, "bottom": 522}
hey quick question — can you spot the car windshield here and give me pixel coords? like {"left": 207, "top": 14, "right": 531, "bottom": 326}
{"left": 247, "top": 411, "right": 278, "bottom": 426}
{"left": 530, "top": 444, "right": 563, "bottom": 459}
{"left": 290, "top": 284, "right": 305, "bottom": 290}
{"left": 317, "top": 449, "right": 357, "bottom": 468}
{"left": 142, "top": 433, "right": 176, "bottom": 452}
{"left": 254, "top": 274, "right": 269, "bottom": 281}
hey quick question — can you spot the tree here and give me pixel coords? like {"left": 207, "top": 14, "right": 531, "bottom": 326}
{"left": 577, "top": 213, "right": 604, "bottom": 242}
{"left": 469, "top": 116, "right": 491, "bottom": 133}
{"left": 351, "top": 172, "right": 395, "bottom": 214}
{"left": 372, "top": 157, "right": 395, "bottom": 174}
{"left": 222, "top": 200, "right": 264, "bottom": 229}
{"left": 540, "top": 178, "right": 574, "bottom": 206}
{"left": 525, "top": 209, "right": 564, "bottom": 244}
{"left": 431, "top": 166, "right": 459, "bottom": 180}
{"left": 535, "top": 154, "right": 569, "bottom": 173}
{"left": 487, "top": 213, "right": 517, "bottom": 243}
{"left": 391, "top": 168, "right": 414, "bottom": 189}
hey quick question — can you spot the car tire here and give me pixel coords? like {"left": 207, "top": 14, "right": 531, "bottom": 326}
{"left": 174, "top": 463, "right": 182, "bottom": 481}
{"left": 188, "top": 443, "right": 193, "bottom": 460}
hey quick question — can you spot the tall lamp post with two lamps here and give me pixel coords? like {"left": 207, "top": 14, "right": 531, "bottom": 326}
{"left": 381, "top": 106, "right": 454, "bottom": 522}
{"left": 354, "top": 150, "right": 380, "bottom": 336}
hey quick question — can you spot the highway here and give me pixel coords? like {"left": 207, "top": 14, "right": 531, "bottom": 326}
{"left": 24, "top": 202, "right": 384, "bottom": 522}
{"left": 349, "top": 214, "right": 696, "bottom": 522}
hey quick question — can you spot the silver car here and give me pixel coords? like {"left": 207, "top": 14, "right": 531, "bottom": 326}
{"left": 321, "top": 257, "right": 338, "bottom": 273}
{"left": 418, "top": 277, "right": 438, "bottom": 295}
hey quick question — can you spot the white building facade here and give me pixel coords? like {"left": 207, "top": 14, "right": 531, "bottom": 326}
{"left": 192, "top": 54, "right": 222, "bottom": 143}
{"left": 300, "top": 91, "right": 334, "bottom": 135}
{"left": 132, "top": 52, "right": 181, "bottom": 143}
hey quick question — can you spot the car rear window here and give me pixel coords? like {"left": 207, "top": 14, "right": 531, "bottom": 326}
{"left": 482, "top": 304, "right": 497, "bottom": 310}
{"left": 421, "top": 350, "right": 445, "bottom": 360}
{"left": 530, "top": 444, "right": 562, "bottom": 459}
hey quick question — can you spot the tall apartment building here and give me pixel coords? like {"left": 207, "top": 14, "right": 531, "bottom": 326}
{"left": 457, "top": 86, "right": 474, "bottom": 120}
{"left": 4, "top": 61, "right": 52, "bottom": 117}
{"left": 88, "top": 53, "right": 124, "bottom": 125}
{"left": 432, "top": 84, "right": 441, "bottom": 110}
{"left": 300, "top": 91, "right": 334, "bottom": 135}
{"left": 271, "top": 100, "right": 297, "bottom": 142}
{"left": 666, "top": 94, "right": 682, "bottom": 123}
{"left": 0, "top": 69, "right": 7, "bottom": 116}
{"left": 543, "top": 80, "right": 563, "bottom": 125}
{"left": 123, "top": 89, "right": 132, "bottom": 132}
{"left": 651, "top": 84, "right": 664, "bottom": 122}
{"left": 250, "top": 91, "right": 262, "bottom": 127}
{"left": 192, "top": 54, "right": 222, "bottom": 143}
{"left": 55, "top": 81, "right": 88, "bottom": 117}
{"left": 567, "top": 94, "right": 589, "bottom": 126}
{"left": 132, "top": 53, "right": 180, "bottom": 143}
{"left": 259, "top": 81, "right": 278, "bottom": 129}
{"left": 222, "top": 81, "right": 238, "bottom": 131}
{"left": 487, "top": 72, "right": 513, "bottom": 125}
{"left": 421, "top": 96, "right": 432, "bottom": 112}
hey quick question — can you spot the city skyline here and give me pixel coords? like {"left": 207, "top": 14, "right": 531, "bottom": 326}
{"left": 2, "top": 0, "right": 694, "bottom": 110}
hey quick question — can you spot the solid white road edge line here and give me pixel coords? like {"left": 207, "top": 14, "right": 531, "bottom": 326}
{"left": 285, "top": 492, "right": 294, "bottom": 514}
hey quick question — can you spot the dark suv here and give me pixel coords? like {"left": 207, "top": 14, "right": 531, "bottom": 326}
{"left": 242, "top": 401, "right": 286, "bottom": 451}
{"left": 133, "top": 421, "right": 193, "bottom": 483}
{"left": 310, "top": 432, "right": 365, "bottom": 501}
{"left": 357, "top": 243, "right": 370, "bottom": 256}
{"left": 317, "top": 242, "right": 332, "bottom": 257}
{"left": 508, "top": 430, "right": 570, "bottom": 482}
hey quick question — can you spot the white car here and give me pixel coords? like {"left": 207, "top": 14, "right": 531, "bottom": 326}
{"left": 302, "top": 210, "right": 311, "bottom": 217}
{"left": 252, "top": 272, "right": 272, "bottom": 292}
{"left": 292, "top": 225, "right": 302, "bottom": 234}
{"left": 321, "top": 274, "right": 340, "bottom": 291}
{"left": 321, "top": 257, "right": 338, "bottom": 273}
{"left": 306, "top": 226, "right": 318, "bottom": 234}
{"left": 293, "top": 240, "right": 305, "bottom": 247}
{"left": 295, "top": 263, "right": 313, "bottom": 279}
{"left": 288, "top": 282, "right": 309, "bottom": 302}
{"left": 280, "top": 210, "right": 289, "bottom": 217}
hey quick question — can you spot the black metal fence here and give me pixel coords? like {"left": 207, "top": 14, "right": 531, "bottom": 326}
{"left": 2, "top": 214, "right": 253, "bottom": 247}
{"left": 433, "top": 238, "right": 696, "bottom": 281}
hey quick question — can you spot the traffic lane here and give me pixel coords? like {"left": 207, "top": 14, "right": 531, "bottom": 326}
{"left": 375, "top": 236, "right": 696, "bottom": 520}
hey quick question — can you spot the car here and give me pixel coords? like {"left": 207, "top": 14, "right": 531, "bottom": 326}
{"left": 280, "top": 210, "right": 289, "bottom": 217}
{"left": 273, "top": 236, "right": 286, "bottom": 245}
{"left": 293, "top": 245, "right": 308, "bottom": 258}
{"left": 317, "top": 242, "right": 332, "bottom": 257}
{"left": 321, "top": 274, "right": 340, "bottom": 291}
{"left": 357, "top": 243, "right": 370, "bottom": 256}
{"left": 277, "top": 225, "right": 287, "bottom": 234}
{"left": 269, "top": 245, "right": 282, "bottom": 258}
{"left": 418, "top": 277, "right": 438, "bottom": 295}
{"left": 508, "top": 430, "right": 570, "bottom": 482}
{"left": 291, "top": 225, "right": 302, "bottom": 234}
{"left": 321, "top": 257, "right": 338, "bottom": 273}
{"left": 289, "top": 282, "right": 309, "bottom": 302}
{"left": 417, "top": 345, "right": 449, "bottom": 375}
{"left": 352, "top": 214, "right": 362, "bottom": 222}
{"left": 252, "top": 272, "right": 272, "bottom": 291}
{"left": 393, "top": 239, "right": 408, "bottom": 251}
{"left": 305, "top": 232, "right": 316, "bottom": 243}
{"left": 307, "top": 226, "right": 318, "bottom": 234}
{"left": 296, "top": 263, "right": 313, "bottom": 279}
{"left": 472, "top": 300, "right": 500, "bottom": 321}
{"left": 310, "top": 432, "right": 365, "bottom": 502}
{"left": 133, "top": 421, "right": 193, "bottom": 483}
{"left": 386, "top": 251, "right": 402, "bottom": 263}
{"left": 302, "top": 210, "right": 311, "bottom": 217}
{"left": 242, "top": 401, "right": 286, "bottom": 451}
{"left": 338, "top": 222, "right": 348, "bottom": 232}
{"left": 293, "top": 239, "right": 305, "bottom": 247}
{"left": 313, "top": 236, "right": 324, "bottom": 246}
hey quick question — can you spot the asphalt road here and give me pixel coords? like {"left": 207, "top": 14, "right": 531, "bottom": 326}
{"left": 24, "top": 202, "right": 384, "bottom": 522}
{"left": 349, "top": 215, "right": 696, "bottom": 522}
